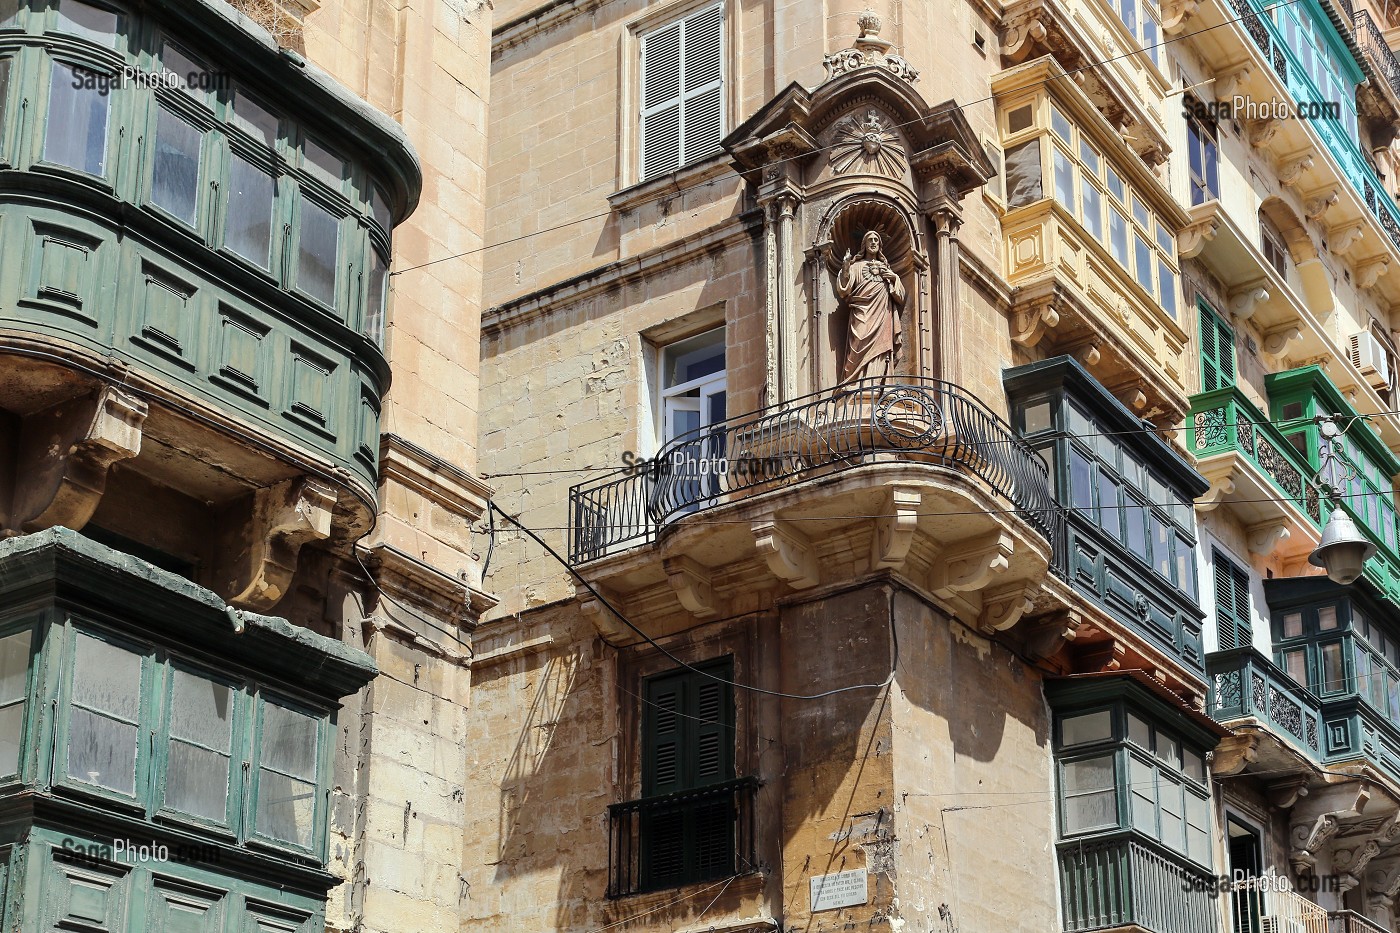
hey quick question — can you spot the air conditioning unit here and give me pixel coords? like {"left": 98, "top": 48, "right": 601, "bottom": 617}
{"left": 1351, "top": 331, "right": 1393, "bottom": 391}
{"left": 1260, "top": 917, "right": 1307, "bottom": 933}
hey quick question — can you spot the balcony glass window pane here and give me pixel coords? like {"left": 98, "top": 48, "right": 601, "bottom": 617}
{"left": 298, "top": 198, "right": 339, "bottom": 306}
{"left": 1070, "top": 448, "right": 1094, "bottom": 514}
{"left": 1157, "top": 259, "right": 1176, "bottom": 318}
{"left": 370, "top": 185, "right": 392, "bottom": 232}
{"left": 1128, "top": 754, "right": 1156, "bottom": 833}
{"left": 1142, "top": 13, "right": 1160, "bottom": 66}
{"left": 1175, "top": 534, "right": 1196, "bottom": 597}
{"left": 1004, "top": 140, "right": 1043, "bottom": 209}
{"left": 233, "top": 90, "right": 278, "bottom": 146}
{"left": 1183, "top": 749, "right": 1205, "bottom": 783}
{"left": 1126, "top": 499, "right": 1148, "bottom": 560}
{"left": 1081, "top": 176, "right": 1102, "bottom": 240}
{"left": 166, "top": 670, "right": 232, "bottom": 822}
{"left": 1372, "top": 654, "right": 1387, "bottom": 709}
{"left": 1156, "top": 224, "right": 1174, "bottom": 256}
{"left": 1052, "top": 148, "right": 1073, "bottom": 209}
{"left": 1097, "top": 471, "right": 1121, "bottom": 539}
{"left": 1023, "top": 401, "right": 1052, "bottom": 434}
{"left": 69, "top": 633, "right": 141, "bottom": 794}
{"left": 1050, "top": 106, "right": 1072, "bottom": 144}
{"left": 304, "top": 138, "right": 345, "bottom": 186}
{"left": 45, "top": 63, "right": 109, "bottom": 176}
{"left": 151, "top": 107, "right": 201, "bottom": 225}
{"left": 1159, "top": 773, "right": 1185, "bottom": 851}
{"left": 1152, "top": 515, "right": 1171, "bottom": 578}
{"left": 1109, "top": 208, "right": 1128, "bottom": 267}
{"left": 1155, "top": 733, "right": 1181, "bottom": 769}
{"left": 366, "top": 249, "right": 388, "bottom": 345}
{"left": 1131, "top": 195, "right": 1150, "bottom": 230}
{"left": 1283, "top": 612, "right": 1304, "bottom": 638}
{"left": 1320, "top": 606, "right": 1338, "bottom": 630}
{"left": 57, "top": 0, "right": 118, "bottom": 46}
{"left": 1389, "top": 674, "right": 1400, "bottom": 722}
{"left": 1134, "top": 234, "right": 1154, "bottom": 295}
{"left": 1283, "top": 649, "right": 1307, "bottom": 686}
{"left": 1079, "top": 140, "right": 1100, "bottom": 175}
{"left": 0, "top": 1, "right": 16, "bottom": 27}
{"left": 1106, "top": 166, "right": 1124, "bottom": 202}
{"left": 257, "top": 701, "right": 318, "bottom": 848}
{"left": 1007, "top": 104, "right": 1033, "bottom": 134}
{"left": 1320, "top": 641, "right": 1344, "bottom": 694}
{"left": 1127, "top": 712, "right": 1151, "bottom": 748}
{"left": 1121, "top": 0, "right": 1138, "bottom": 38}
{"left": 1062, "top": 710, "right": 1112, "bottom": 746}
{"left": 1063, "top": 755, "right": 1117, "bottom": 833}
{"left": 1185, "top": 792, "right": 1210, "bottom": 862}
{"left": 226, "top": 155, "right": 273, "bottom": 268}
{"left": 0, "top": 630, "right": 30, "bottom": 777}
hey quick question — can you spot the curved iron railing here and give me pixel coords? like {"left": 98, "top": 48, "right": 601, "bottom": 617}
{"left": 568, "top": 377, "right": 1065, "bottom": 572}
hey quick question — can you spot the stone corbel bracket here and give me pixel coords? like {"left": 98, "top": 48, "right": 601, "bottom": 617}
{"left": 664, "top": 555, "right": 717, "bottom": 618}
{"left": 1247, "top": 117, "right": 1281, "bottom": 149}
{"left": 1291, "top": 782, "right": 1374, "bottom": 873}
{"left": 1366, "top": 858, "right": 1400, "bottom": 914}
{"left": 1012, "top": 299, "right": 1060, "bottom": 348}
{"left": 754, "top": 517, "right": 819, "bottom": 589}
{"left": 1229, "top": 284, "right": 1269, "bottom": 320}
{"left": 1211, "top": 732, "right": 1260, "bottom": 776}
{"left": 1290, "top": 814, "right": 1340, "bottom": 874}
{"left": 1160, "top": 0, "right": 1198, "bottom": 33}
{"left": 1177, "top": 216, "right": 1219, "bottom": 260}
{"left": 1356, "top": 254, "right": 1391, "bottom": 290}
{"left": 1262, "top": 324, "right": 1302, "bottom": 358}
{"left": 1334, "top": 838, "right": 1382, "bottom": 893}
{"left": 1215, "top": 63, "right": 1251, "bottom": 102}
{"left": 1000, "top": 13, "right": 1047, "bottom": 62}
{"left": 1194, "top": 466, "right": 1235, "bottom": 513}
{"left": 1305, "top": 186, "right": 1340, "bottom": 222}
{"left": 1266, "top": 776, "right": 1309, "bottom": 810}
{"left": 871, "top": 486, "right": 921, "bottom": 571}
{"left": 978, "top": 583, "right": 1037, "bottom": 634}
{"left": 225, "top": 476, "right": 337, "bottom": 611}
{"left": 1246, "top": 520, "right": 1290, "bottom": 558}
{"left": 1330, "top": 221, "right": 1366, "bottom": 256}
{"left": 1024, "top": 610, "right": 1082, "bottom": 660}
{"left": 9, "top": 386, "right": 148, "bottom": 535}
{"left": 930, "top": 532, "right": 1013, "bottom": 601}
{"left": 1277, "top": 150, "right": 1316, "bottom": 187}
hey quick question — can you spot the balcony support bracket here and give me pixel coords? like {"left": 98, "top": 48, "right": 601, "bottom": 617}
{"left": 1334, "top": 838, "right": 1382, "bottom": 893}
{"left": 1246, "top": 520, "right": 1290, "bottom": 558}
{"left": 1212, "top": 732, "right": 1259, "bottom": 776}
{"left": 930, "top": 531, "right": 1012, "bottom": 600}
{"left": 1215, "top": 63, "right": 1252, "bottom": 102}
{"left": 1278, "top": 150, "right": 1316, "bottom": 188}
{"left": 1024, "top": 609, "right": 1082, "bottom": 660}
{"left": 1262, "top": 324, "right": 1302, "bottom": 358}
{"left": 1357, "top": 255, "right": 1391, "bottom": 290}
{"left": 1178, "top": 216, "right": 1219, "bottom": 260}
{"left": 1011, "top": 297, "right": 1059, "bottom": 348}
{"left": 1160, "top": 0, "right": 1197, "bottom": 33}
{"left": 1194, "top": 464, "right": 1236, "bottom": 513}
{"left": 1331, "top": 220, "right": 1366, "bottom": 255}
{"left": 222, "top": 476, "right": 337, "bottom": 611}
{"left": 754, "top": 517, "right": 820, "bottom": 589}
{"left": 1229, "top": 284, "right": 1269, "bottom": 321}
{"left": 7, "top": 386, "right": 148, "bottom": 536}
{"left": 978, "top": 583, "right": 1037, "bottom": 633}
{"left": 664, "top": 555, "right": 717, "bottom": 618}
{"left": 1304, "top": 187, "right": 1340, "bottom": 222}
{"left": 1291, "top": 784, "right": 1374, "bottom": 874}
{"left": 1266, "top": 776, "right": 1309, "bottom": 810}
{"left": 872, "top": 486, "right": 921, "bottom": 571}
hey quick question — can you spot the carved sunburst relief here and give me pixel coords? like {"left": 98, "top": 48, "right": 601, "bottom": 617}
{"left": 830, "top": 110, "right": 907, "bottom": 177}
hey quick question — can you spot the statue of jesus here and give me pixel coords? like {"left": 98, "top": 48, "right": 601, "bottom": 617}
{"left": 834, "top": 230, "right": 905, "bottom": 385}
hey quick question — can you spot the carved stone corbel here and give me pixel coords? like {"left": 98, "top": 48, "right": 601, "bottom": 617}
{"left": 1330, "top": 221, "right": 1366, "bottom": 255}
{"left": 7, "top": 386, "right": 148, "bottom": 535}
{"left": 221, "top": 476, "right": 336, "bottom": 611}
{"left": 1075, "top": 639, "right": 1126, "bottom": 672}
{"left": 1194, "top": 472, "right": 1236, "bottom": 512}
{"left": 1246, "top": 521, "right": 1290, "bottom": 558}
{"left": 1000, "top": 15, "right": 1047, "bottom": 62}
{"left": 1305, "top": 187, "right": 1340, "bottom": 222}
{"left": 1215, "top": 64, "right": 1252, "bottom": 102}
{"left": 1247, "top": 117, "right": 1281, "bottom": 148}
{"left": 1070, "top": 341, "right": 1102, "bottom": 367}
{"left": 1177, "top": 216, "right": 1219, "bottom": 259}
{"left": 664, "top": 555, "right": 716, "bottom": 618}
{"left": 1266, "top": 776, "right": 1310, "bottom": 810}
{"left": 1160, "top": 0, "right": 1198, "bottom": 33}
{"left": 1334, "top": 838, "right": 1382, "bottom": 893}
{"left": 753, "top": 517, "right": 819, "bottom": 589}
{"left": 1366, "top": 858, "right": 1400, "bottom": 914}
{"left": 1012, "top": 300, "right": 1060, "bottom": 348}
{"left": 978, "top": 583, "right": 1037, "bottom": 633}
{"left": 1025, "top": 610, "right": 1082, "bottom": 660}
{"left": 1290, "top": 814, "right": 1341, "bottom": 873}
{"left": 1212, "top": 733, "right": 1260, "bottom": 776}
{"left": 1262, "top": 324, "right": 1302, "bottom": 358}
{"left": 872, "top": 486, "right": 921, "bottom": 571}
{"left": 1356, "top": 255, "right": 1391, "bottom": 290}
{"left": 1229, "top": 284, "right": 1269, "bottom": 320}
{"left": 1277, "top": 151, "right": 1316, "bottom": 187}
{"left": 930, "top": 532, "right": 1012, "bottom": 600}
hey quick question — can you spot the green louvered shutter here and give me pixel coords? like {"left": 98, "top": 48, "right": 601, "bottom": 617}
{"left": 1200, "top": 302, "right": 1235, "bottom": 392}
{"left": 1213, "top": 549, "right": 1252, "bottom": 650}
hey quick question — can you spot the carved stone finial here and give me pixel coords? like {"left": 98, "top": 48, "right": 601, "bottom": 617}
{"left": 857, "top": 9, "right": 881, "bottom": 38}
{"left": 823, "top": 11, "right": 919, "bottom": 84}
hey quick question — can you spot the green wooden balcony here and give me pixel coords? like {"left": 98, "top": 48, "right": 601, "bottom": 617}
{"left": 1058, "top": 834, "right": 1219, "bottom": 933}
{"left": 1206, "top": 647, "right": 1322, "bottom": 758}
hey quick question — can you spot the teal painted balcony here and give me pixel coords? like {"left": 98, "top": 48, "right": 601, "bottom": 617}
{"left": 1058, "top": 835, "right": 1219, "bottom": 933}
{"left": 1206, "top": 647, "right": 1323, "bottom": 758}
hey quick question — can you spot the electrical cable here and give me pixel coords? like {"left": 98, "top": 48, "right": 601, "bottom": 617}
{"left": 488, "top": 499, "right": 899, "bottom": 700}
{"left": 392, "top": 0, "right": 1313, "bottom": 279}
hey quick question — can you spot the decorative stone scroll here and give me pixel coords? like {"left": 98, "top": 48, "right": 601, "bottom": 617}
{"left": 822, "top": 11, "right": 920, "bottom": 85}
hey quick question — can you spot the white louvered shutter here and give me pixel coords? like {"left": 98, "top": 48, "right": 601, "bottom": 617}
{"left": 640, "top": 3, "right": 724, "bottom": 180}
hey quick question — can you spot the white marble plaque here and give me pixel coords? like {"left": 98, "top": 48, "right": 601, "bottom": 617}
{"left": 809, "top": 868, "right": 868, "bottom": 912}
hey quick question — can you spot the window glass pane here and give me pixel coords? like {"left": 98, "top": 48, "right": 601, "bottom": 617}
{"left": 1283, "top": 612, "right": 1304, "bottom": 638}
{"left": 261, "top": 702, "right": 317, "bottom": 778}
{"left": 0, "top": 61, "right": 11, "bottom": 133}
{"left": 1155, "top": 733, "right": 1182, "bottom": 769}
{"left": 1063, "top": 755, "right": 1117, "bottom": 833}
{"left": 1007, "top": 104, "right": 1033, "bottom": 134}
{"left": 369, "top": 185, "right": 392, "bottom": 232}
{"left": 1186, "top": 792, "right": 1210, "bottom": 862}
{"left": 0, "top": 630, "right": 30, "bottom": 777}
{"left": 1183, "top": 749, "right": 1205, "bottom": 783}
{"left": 1132, "top": 195, "right": 1150, "bottom": 229}
{"left": 72, "top": 634, "right": 140, "bottom": 720}
{"left": 1320, "top": 606, "right": 1338, "bottom": 630}
{"left": 257, "top": 701, "right": 318, "bottom": 847}
{"left": 1135, "top": 234, "right": 1154, "bottom": 294}
{"left": 1156, "top": 224, "right": 1174, "bottom": 256}
{"left": 1070, "top": 448, "right": 1094, "bottom": 514}
{"left": 1053, "top": 148, "right": 1073, "bottom": 209}
{"left": 45, "top": 63, "right": 109, "bottom": 175}
{"left": 1106, "top": 166, "right": 1124, "bottom": 202}
{"left": 1079, "top": 140, "right": 1100, "bottom": 174}
{"left": 1158, "top": 259, "right": 1176, "bottom": 317}
{"left": 226, "top": 155, "right": 274, "bottom": 267}
{"left": 1023, "top": 401, "right": 1052, "bottom": 434}
{"left": 1098, "top": 471, "right": 1121, "bottom": 538}
{"left": 0, "top": 1, "right": 17, "bottom": 27}
{"left": 1082, "top": 177, "right": 1102, "bottom": 240}
{"left": 1127, "top": 712, "right": 1151, "bottom": 748}
{"left": 70, "top": 707, "right": 137, "bottom": 794}
{"left": 1109, "top": 208, "right": 1128, "bottom": 266}
{"left": 366, "top": 249, "right": 388, "bottom": 345}
{"left": 304, "top": 138, "right": 345, "bottom": 185}
{"left": 1129, "top": 754, "right": 1156, "bottom": 833}
{"left": 1321, "top": 641, "right": 1345, "bottom": 693}
{"left": 1062, "top": 710, "right": 1113, "bottom": 745}
{"left": 1152, "top": 515, "right": 1171, "bottom": 577}
{"left": 57, "top": 0, "right": 118, "bottom": 45}
{"left": 1126, "top": 499, "right": 1148, "bottom": 560}
{"left": 151, "top": 107, "right": 201, "bottom": 225}
{"left": 167, "top": 667, "right": 234, "bottom": 823}
{"left": 255, "top": 769, "right": 315, "bottom": 847}
{"left": 1159, "top": 773, "right": 1185, "bottom": 851}
{"left": 1051, "top": 106, "right": 1072, "bottom": 143}
{"left": 233, "top": 90, "right": 278, "bottom": 146}
{"left": 1284, "top": 649, "right": 1307, "bottom": 686}
{"left": 1176, "top": 535, "right": 1196, "bottom": 596}
{"left": 298, "top": 199, "right": 339, "bottom": 305}
{"left": 1121, "top": 0, "right": 1138, "bottom": 36}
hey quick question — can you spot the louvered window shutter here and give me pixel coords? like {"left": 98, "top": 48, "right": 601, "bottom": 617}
{"left": 1212, "top": 550, "right": 1252, "bottom": 650}
{"left": 643, "top": 672, "right": 685, "bottom": 797}
{"left": 1199, "top": 303, "right": 1234, "bottom": 392}
{"left": 639, "top": 4, "right": 724, "bottom": 181}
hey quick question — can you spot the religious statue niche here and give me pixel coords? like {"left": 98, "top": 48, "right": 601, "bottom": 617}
{"left": 834, "top": 230, "right": 905, "bottom": 384}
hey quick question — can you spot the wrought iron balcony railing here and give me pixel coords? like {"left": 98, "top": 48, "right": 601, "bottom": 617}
{"left": 1231, "top": 876, "right": 1327, "bottom": 933}
{"left": 1356, "top": 9, "right": 1400, "bottom": 101}
{"left": 1330, "top": 909, "right": 1389, "bottom": 933}
{"left": 606, "top": 777, "right": 759, "bottom": 898}
{"left": 569, "top": 377, "right": 1065, "bottom": 569}
{"left": 1207, "top": 647, "right": 1323, "bottom": 756}
{"left": 1058, "top": 835, "right": 1219, "bottom": 933}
